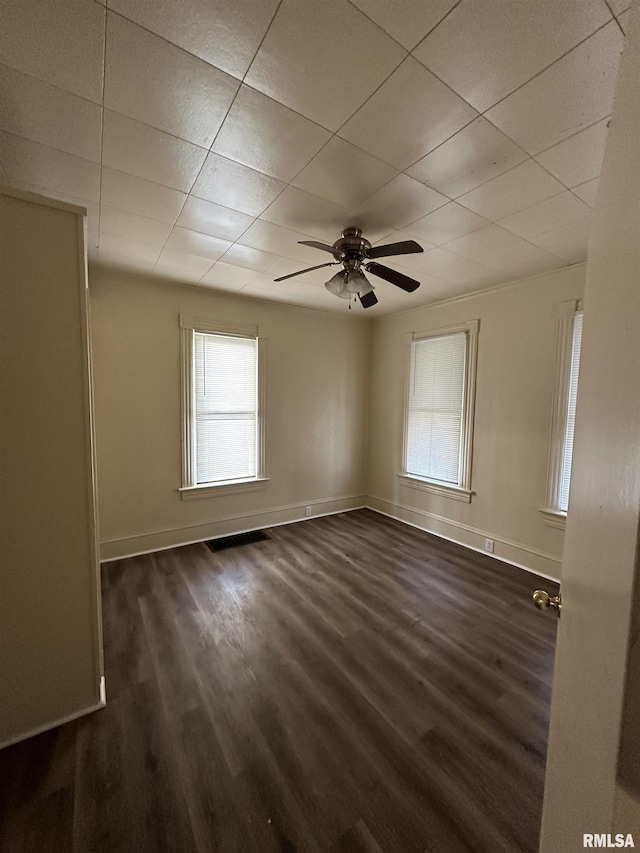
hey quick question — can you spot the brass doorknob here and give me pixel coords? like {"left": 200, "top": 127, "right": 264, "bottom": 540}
{"left": 533, "top": 589, "right": 561, "bottom": 617}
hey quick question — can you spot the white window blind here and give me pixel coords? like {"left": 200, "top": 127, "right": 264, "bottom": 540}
{"left": 194, "top": 332, "right": 258, "bottom": 485}
{"left": 559, "top": 312, "right": 583, "bottom": 512}
{"left": 406, "top": 332, "right": 467, "bottom": 485}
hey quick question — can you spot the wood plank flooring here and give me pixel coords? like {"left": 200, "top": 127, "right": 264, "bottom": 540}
{"left": 0, "top": 509, "right": 559, "bottom": 852}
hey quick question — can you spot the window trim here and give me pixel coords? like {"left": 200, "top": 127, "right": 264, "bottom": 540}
{"left": 179, "top": 314, "right": 268, "bottom": 500}
{"left": 399, "top": 319, "right": 479, "bottom": 503}
{"left": 540, "top": 299, "right": 583, "bottom": 529}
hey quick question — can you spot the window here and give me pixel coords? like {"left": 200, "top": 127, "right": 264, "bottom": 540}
{"left": 400, "top": 320, "right": 479, "bottom": 503}
{"left": 180, "top": 315, "right": 267, "bottom": 500}
{"left": 541, "top": 301, "right": 583, "bottom": 527}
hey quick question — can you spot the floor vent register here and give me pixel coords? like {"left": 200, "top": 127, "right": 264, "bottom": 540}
{"left": 205, "top": 530, "right": 271, "bottom": 553}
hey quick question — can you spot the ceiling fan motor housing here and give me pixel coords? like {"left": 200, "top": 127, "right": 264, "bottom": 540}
{"left": 333, "top": 228, "right": 371, "bottom": 266}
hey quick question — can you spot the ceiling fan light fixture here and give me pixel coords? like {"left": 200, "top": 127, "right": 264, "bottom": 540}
{"left": 345, "top": 269, "right": 373, "bottom": 295}
{"left": 325, "top": 271, "right": 350, "bottom": 298}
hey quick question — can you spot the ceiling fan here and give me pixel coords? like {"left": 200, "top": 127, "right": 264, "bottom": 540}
{"left": 273, "top": 227, "right": 423, "bottom": 308}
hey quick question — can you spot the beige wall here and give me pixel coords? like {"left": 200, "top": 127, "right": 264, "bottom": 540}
{"left": 90, "top": 267, "right": 370, "bottom": 560}
{"left": 93, "top": 263, "right": 585, "bottom": 577}
{"left": 0, "top": 190, "right": 102, "bottom": 746}
{"left": 367, "top": 264, "right": 585, "bottom": 579}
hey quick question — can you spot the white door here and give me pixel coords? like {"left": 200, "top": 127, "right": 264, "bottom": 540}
{"left": 539, "top": 2, "right": 640, "bottom": 850}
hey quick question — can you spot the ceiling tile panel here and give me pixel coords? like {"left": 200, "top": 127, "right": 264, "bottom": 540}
{"left": 241, "top": 274, "right": 327, "bottom": 297}
{"left": 155, "top": 249, "right": 215, "bottom": 281}
{"left": 366, "top": 269, "right": 455, "bottom": 309}
{"left": 497, "top": 191, "right": 592, "bottom": 239}
{"left": 176, "top": 197, "right": 255, "bottom": 242}
{"left": 534, "top": 118, "right": 609, "bottom": 188}
{"left": 443, "top": 223, "right": 521, "bottom": 259}
{"left": 98, "top": 233, "right": 162, "bottom": 267}
{"left": 404, "top": 202, "right": 490, "bottom": 245}
{"left": 0, "top": 65, "right": 102, "bottom": 163}
{"left": 406, "top": 117, "right": 528, "bottom": 198}
{"left": 413, "top": 0, "right": 613, "bottom": 112}
{"left": 292, "top": 137, "right": 398, "bottom": 208}
{"left": 395, "top": 246, "right": 466, "bottom": 276}
{"left": 361, "top": 224, "right": 403, "bottom": 245}
{"left": 192, "top": 153, "right": 286, "bottom": 216}
{"left": 348, "top": 0, "right": 459, "bottom": 51}
{"left": 238, "top": 220, "right": 329, "bottom": 264}
{"left": 104, "top": 14, "right": 239, "bottom": 148}
{"left": 3, "top": 0, "right": 611, "bottom": 312}
{"left": 572, "top": 178, "right": 600, "bottom": 208}
{"left": 617, "top": 9, "right": 630, "bottom": 32}
{"left": 244, "top": 0, "right": 406, "bottom": 131}
{"left": 0, "top": 132, "right": 101, "bottom": 202}
{"left": 99, "top": 206, "right": 173, "bottom": 247}
{"left": 103, "top": 111, "right": 208, "bottom": 193}
{"left": 485, "top": 23, "right": 623, "bottom": 155}
{"left": 107, "top": 0, "right": 280, "bottom": 80}
{"left": 457, "top": 160, "right": 565, "bottom": 221}
{"left": 371, "top": 228, "right": 435, "bottom": 252}
{"left": 478, "top": 240, "right": 565, "bottom": 277}
{"left": 339, "top": 57, "right": 478, "bottom": 170}
{"left": 529, "top": 216, "right": 592, "bottom": 264}
{"left": 367, "top": 231, "right": 436, "bottom": 274}
{"left": 351, "top": 174, "right": 448, "bottom": 233}
{"left": 402, "top": 274, "right": 454, "bottom": 303}
{"left": 212, "top": 85, "right": 331, "bottom": 183}
{"left": 101, "top": 167, "right": 187, "bottom": 224}
{"left": 260, "top": 187, "right": 352, "bottom": 243}
{"left": 239, "top": 279, "right": 335, "bottom": 310}
{"left": 406, "top": 278, "right": 473, "bottom": 305}
{"left": 607, "top": 0, "right": 630, "bottom": 14}
{"left": 0, "top": 0, "right": 105, "bottom": 103}
{"left": 220, "top": 244, "right": 282, "bottom": 273}
{"left": 163, "top": 227, "right": 232, "bottom": 261}
{"left": 436, "top": 258, "right": 512, "bottom": 289}
{"left": 201, "top": 262, "right": 269, "bottom": 291}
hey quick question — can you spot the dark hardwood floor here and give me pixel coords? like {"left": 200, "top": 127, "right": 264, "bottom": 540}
{"left": 0, "top": 509, "right": 559, "bottom": 852}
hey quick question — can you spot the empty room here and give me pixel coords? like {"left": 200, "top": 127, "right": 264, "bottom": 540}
{"left": 2, "top": 1, "right": 640, "bottom": 851}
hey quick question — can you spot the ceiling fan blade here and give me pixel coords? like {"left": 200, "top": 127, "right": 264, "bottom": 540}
{"left": 274, "top": 262, "right": 338, "bottom": 282}
{"left": 358, "top": 290, "right": 378, "bottom": 308}
{"left": 366, "top": 240, "right": 423, "bottom": 259}
{"left": 366, "top": 262, "right": 420, "bottom": 292}
{"left": 298, "top": 240, "right": 336, "bottom": 254}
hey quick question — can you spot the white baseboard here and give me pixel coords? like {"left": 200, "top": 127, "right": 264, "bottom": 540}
{"left": 0, "top": 678, "right": 106, "bottom": 750}
{"left": 100, "top": 494, "right": 367, "bottom": 562}
{"left": 99, "top": 492, "right": 561, "bottom": 582}
{"left": 366, "top": 496, "right": 561, "bottom": 583}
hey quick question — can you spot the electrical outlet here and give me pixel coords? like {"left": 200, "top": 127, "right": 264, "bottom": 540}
{"left": 305, "top": 505, "right": 312, "bottom": 517}
{"left": 484, "top": 538, "right": 494, "bottom": 553}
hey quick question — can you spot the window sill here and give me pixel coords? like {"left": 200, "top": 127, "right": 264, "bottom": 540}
{"left": 539, "top": 508, "right": 567, "bottom": 530}
{"left": 179, "top": 477, "right": 270, "bottom": 501}
{"left": 398, "top": 474, "right": 473, "bottom": 503}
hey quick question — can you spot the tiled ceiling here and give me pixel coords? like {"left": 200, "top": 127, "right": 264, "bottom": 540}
{"left": 0, "top": 0, "right": 628, "bottom": 315}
